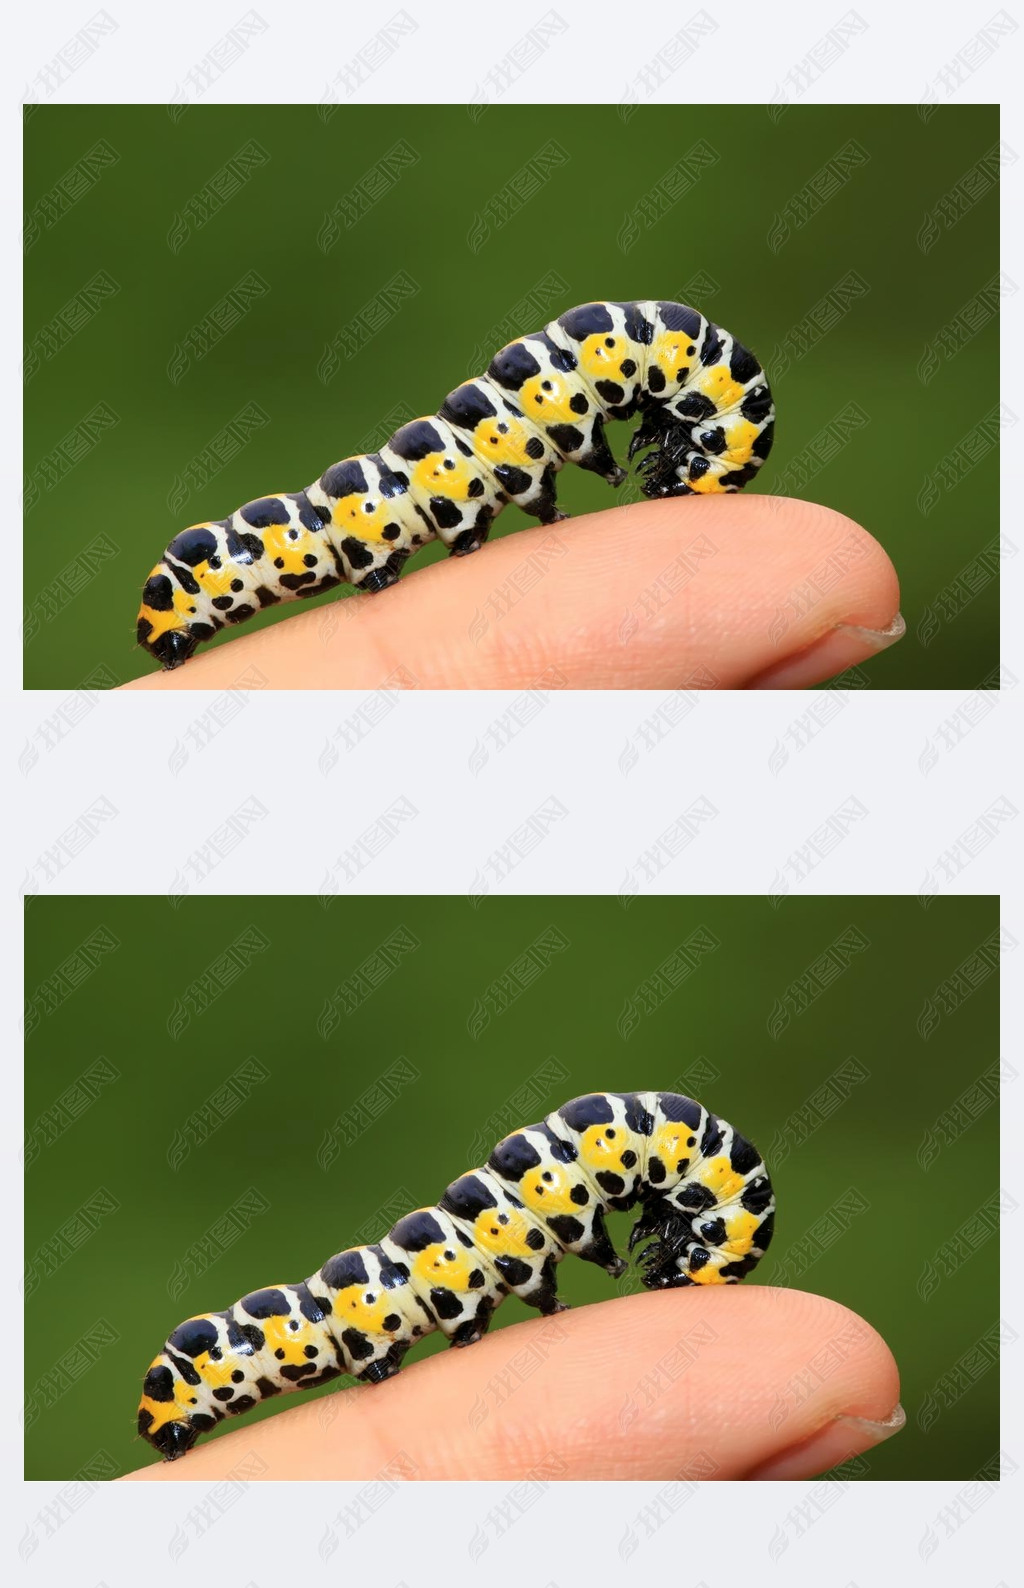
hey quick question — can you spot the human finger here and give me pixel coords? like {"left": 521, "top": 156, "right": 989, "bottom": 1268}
{"left": 121, "top": 495, "right": 902, "bottom": 691}
{"left": 123, "top": 1285, "right": 902, "bottom": 1481}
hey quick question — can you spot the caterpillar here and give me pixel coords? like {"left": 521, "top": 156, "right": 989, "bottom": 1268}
{"left": 138, "top": 1089, "right": 775, "bottom": 1460}
{"left": 137, "top": 300, "right": 775, "bottom": 668}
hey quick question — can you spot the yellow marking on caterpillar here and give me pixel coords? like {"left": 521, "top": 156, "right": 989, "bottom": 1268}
{"left": 577, "top": 332, "right": 627, "bottom": 384}
{"left": 692, "top": 364, "right": 746, "bottom": 413}
{"left": 412, "top": 450, "right": 474, "bottom": 502}
{"left": 520, "top": 372, "right": 579, "bottom": 425}
{"left": 472, "top": 415, "right": 537, "bottom": 468}
{"left": 577, "top": 1124, "right": 629, "bottom": 1174}
{"left": 261, "top": 1311, "right": 313, "bottom": 1366}
{"left": 652, "top": 1122, "right": 698, "bottom": 1175}
{"left": 137, "top": 572, "right": 196, "bottom": 643}
{"left": 191, "top": 559, "right": 236, "bottom": 599}
{"left": 332, "top": 494, "right": 397, "bottom": 544}
{"left": 412, "top": 1241, "right": 473, "bottom": 1292}
{"left": 689, "top": 1259, "right": 730, "bottom": 1285}
{"left": 261, "top": 520, "right": 313, "bottom": 575}
{"left": 333, "top": 1283, "right": 393, "bottom": 1333}
{"left": 721, "top": 1209, "right": 760, "bottom": 1259}
{"left": 520, "top": 1165, "right": 579, "bottom": 1216}
{"left": 194, "top": 1349, "right": 237, "bottom": 1390}
{"left": 650, "top": 331, "right": 695, "bottom": 383}
{"left": 696, "top": 1155, "right": 746, "bottom": 1203}
{"left": 138, "top": 1357, "right": 198, "bottom": 1435}
{"left": 720, "top": 416, "right": 760, "bottom": 464}
{"left": 687, "top": 470, "right": 728, "bottom": 495}
{"left": 472, "top": 1207, "right": 536, "bottom": 1258}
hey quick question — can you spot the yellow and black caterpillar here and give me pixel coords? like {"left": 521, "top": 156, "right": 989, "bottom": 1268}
{"left": 138, "top": 1090, "right": 775, "bottom": 1460}
{"left": 137, "top": 300, "right": 775, "bottom": 668}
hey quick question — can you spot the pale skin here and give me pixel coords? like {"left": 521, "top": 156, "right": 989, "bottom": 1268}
{"left": 123, "top": 1286, "right": 903, "bottom": 1481}
{"left": 122, "top": 495, "right": 903, "bottom": 691}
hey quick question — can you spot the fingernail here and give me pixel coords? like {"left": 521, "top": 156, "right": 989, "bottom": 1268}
{"left": 835, "top": 1401, "right": 907, "bottom": 1440}
{"left": 745, "top": 1402, "right": 905, "bottom": 1481}
{"left": 748, "top": 612, "right": 905, "bottom": 689}
{"left": 833, "top": 612, "right": 907, "bottom": 650}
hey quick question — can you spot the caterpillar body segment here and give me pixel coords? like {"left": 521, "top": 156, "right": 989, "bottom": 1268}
{"left": 136, "top": 300, "right": 774, "bottom": 668}
{"left": 138, "top": 1090, "right": 775, "bottom": 1461}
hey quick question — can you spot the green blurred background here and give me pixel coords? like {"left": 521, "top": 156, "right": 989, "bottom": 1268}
{"left": 24, "top": 105, "right": 997, "bottom": 688}
{"left": 25, "top": 896, "right": 998, "bottom": 1478}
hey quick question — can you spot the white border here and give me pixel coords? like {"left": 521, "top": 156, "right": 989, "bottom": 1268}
{"left": 7, "top": 3, "right": 1021, "bottom": 1584}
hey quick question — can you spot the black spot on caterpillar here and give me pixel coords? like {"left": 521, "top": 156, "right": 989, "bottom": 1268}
{"left": 138, "top": 1090, "right": 775, "bottom": 1460}
{"left": 137, "top": 300, "right": 775, "bottom": 668}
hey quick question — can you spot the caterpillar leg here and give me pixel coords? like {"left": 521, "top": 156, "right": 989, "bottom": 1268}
{"left": 356, "top": 1341, "right": 412, "bottom": 1382}
{"left": 627, "top": 402, "right": 675, "bottom": 464}
{"left": 631, "top": 407, "right": 706, "bottom": 498}
{"left": 532, "top": 504, "right": 570, "bottom": 526}
{"left": 449, "top": 1296, "right": 497, "bottom": 1348}
{"left": 519, "top": 1254, "right": 570, "bottom": 1316}
{"left": 632, "top": 377, "right": 775, "bottom": 499}
{"left": 629, "top": 1196, "right": 699, "bottom": 1287}
{"left": 571, "top": 1206, "right": 627, "bottom": 1278}
{"left": 446, "top": 518, "right": 492, "bottom": 558}
{"left": 630, "top": 1186, "right": 775, "bottom": 1290}
{"left": 571, "top": 414, "right": 627, "bottom": 487}
{"left": 358, "top": 549, "right": 412, "bottom": 591}
{"left": 520, "top": 464, "right": 569, "bottom": 526}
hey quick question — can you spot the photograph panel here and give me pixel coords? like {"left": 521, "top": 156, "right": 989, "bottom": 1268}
{"left": 24, "top": 895, "right": 999, "bottom": 1481}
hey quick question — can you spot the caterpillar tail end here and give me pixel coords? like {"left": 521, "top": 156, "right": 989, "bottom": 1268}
{"left": 137, "top": 623, "right": 201, "bottom": 671}
{"left": 143, "top": 1416, "right": 200, "bottom": 1462}
{"left": 137, "top": 566, "right": 208, "bottom": 669}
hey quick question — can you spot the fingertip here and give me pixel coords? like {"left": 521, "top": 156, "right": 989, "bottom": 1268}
{"left": 737, "top": 1287, "right": 903, "bottom": 1480}
{"left": 756, "top": 495, "right": 901, "bottom": 624}
{"left": 754, "top": 1286, "right": 902, "bottom": 1418}
{"left": 742, "top": 496, "right": 902, "bottom": 687}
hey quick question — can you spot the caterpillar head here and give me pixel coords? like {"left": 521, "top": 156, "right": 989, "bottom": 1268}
{"left": 629, "top": 1186, "right": 775, "bottom": 1289}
